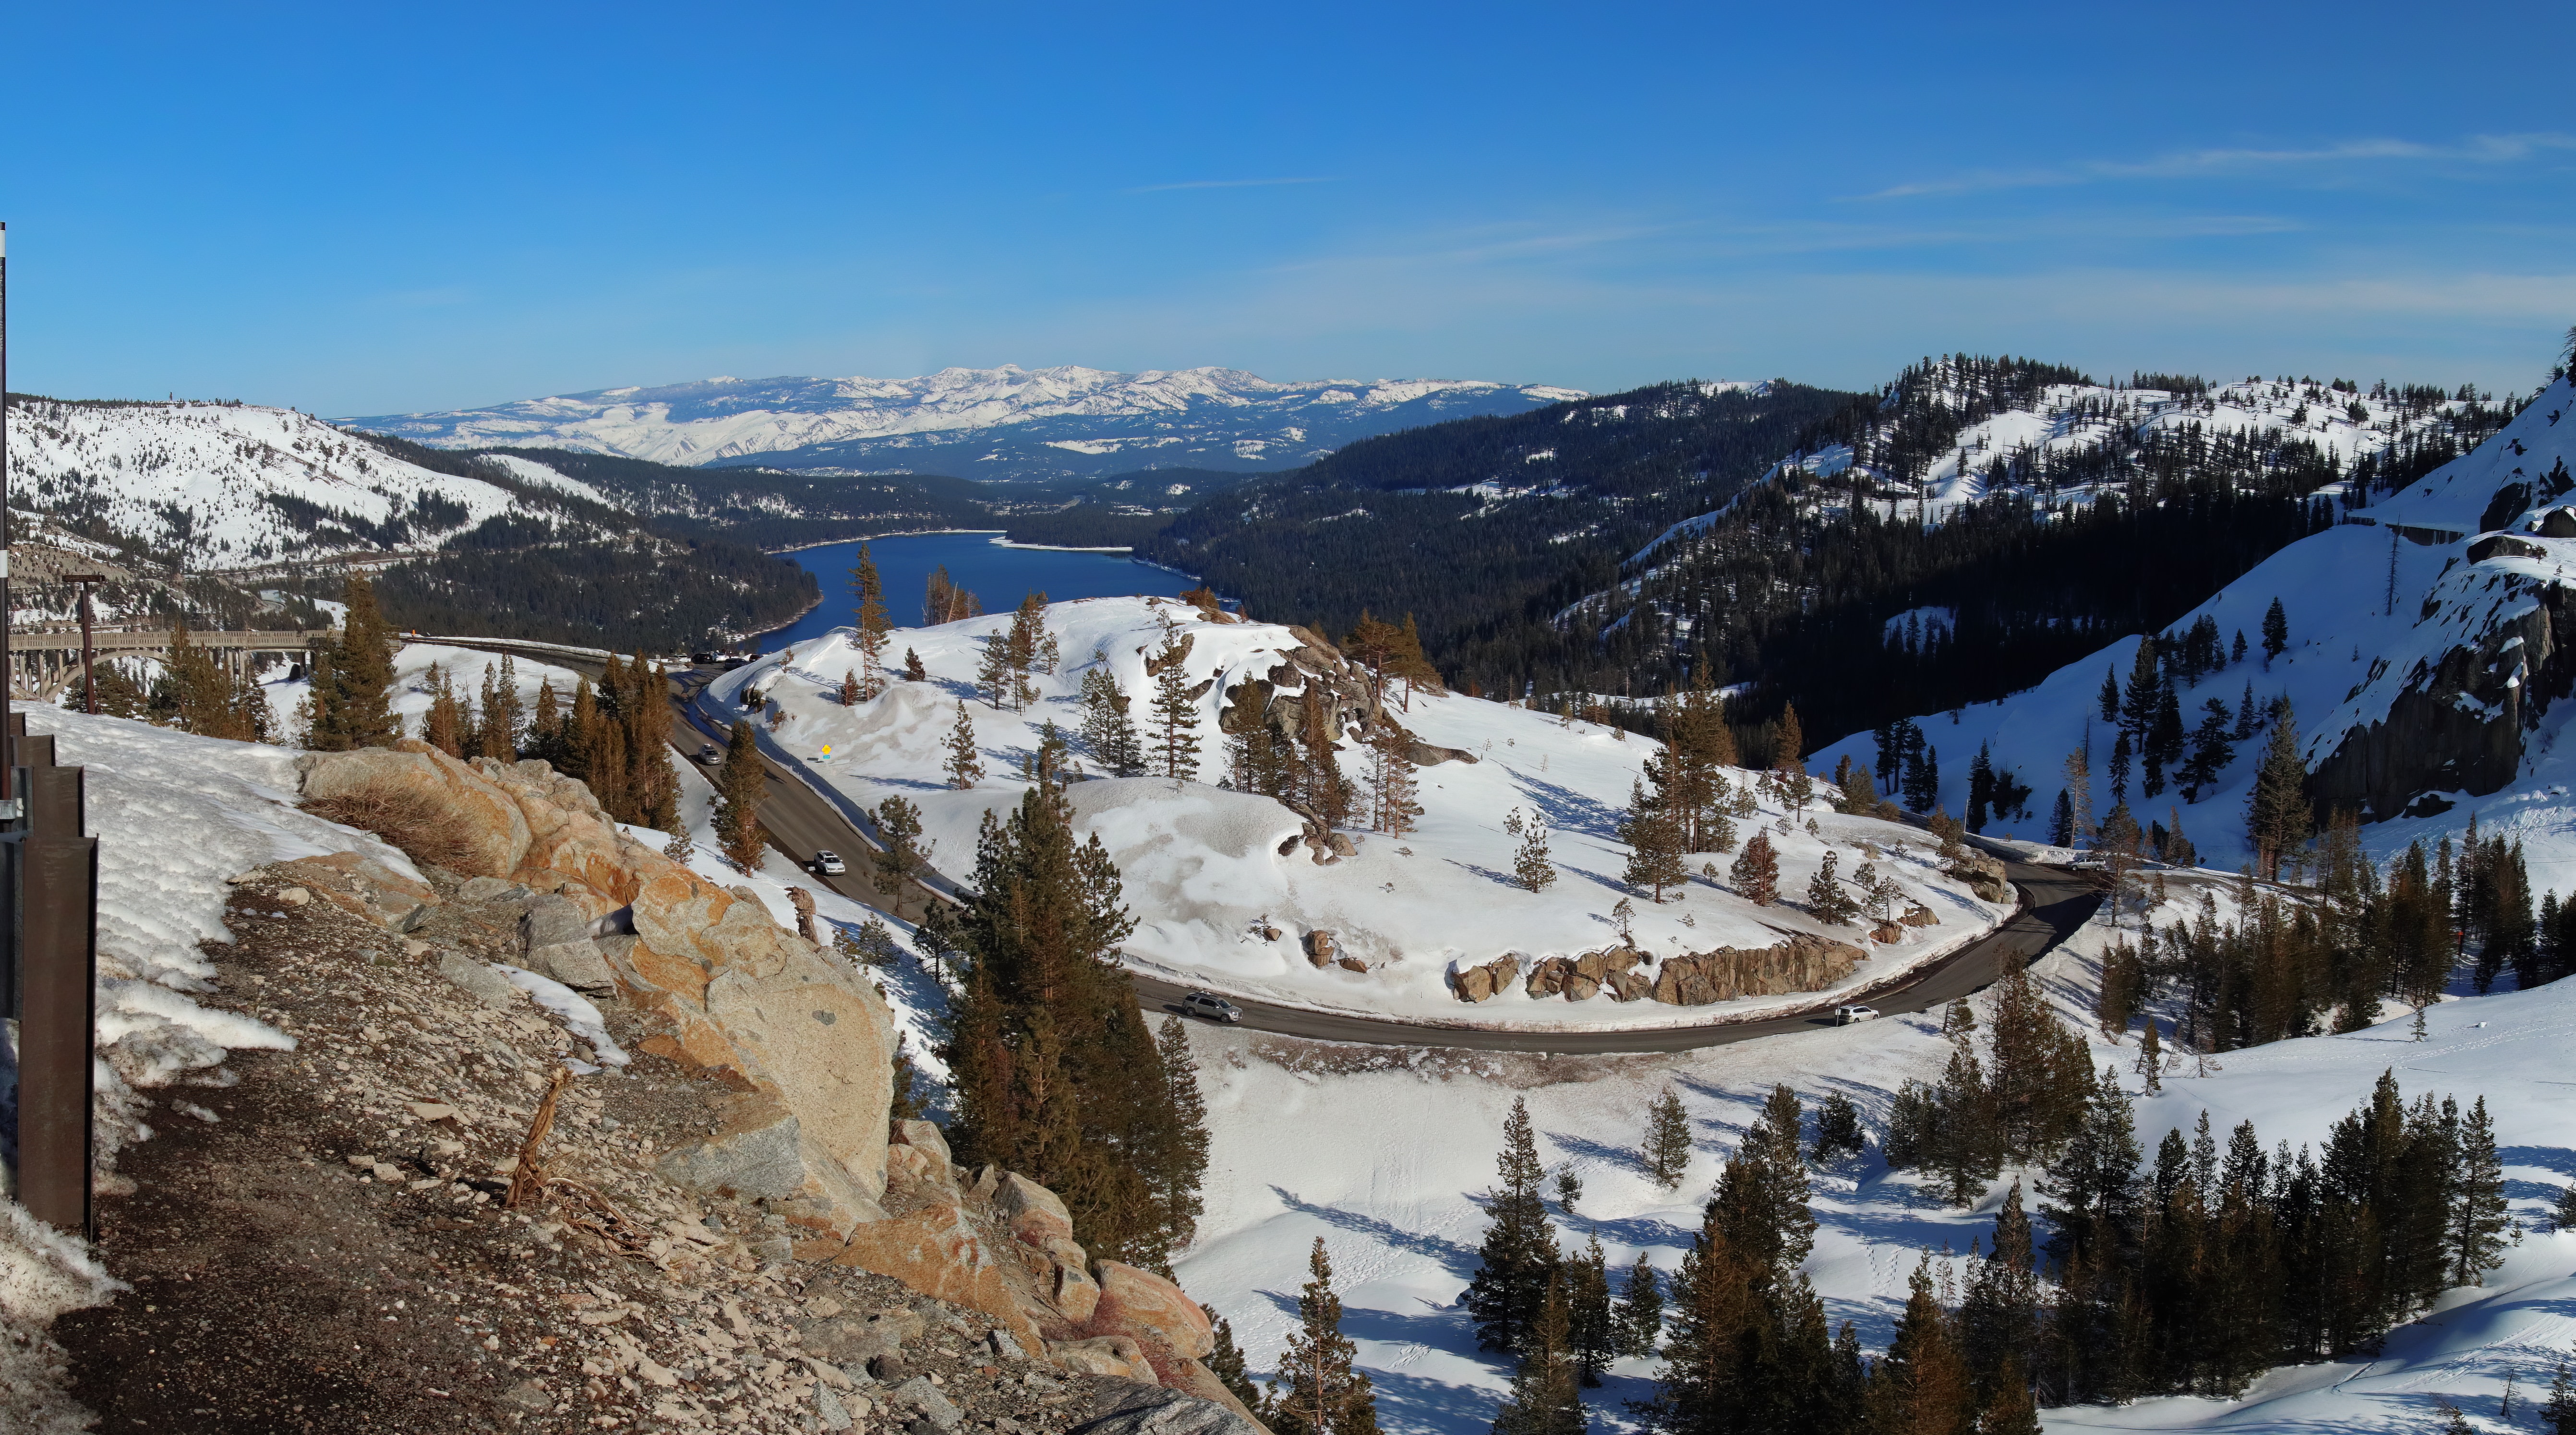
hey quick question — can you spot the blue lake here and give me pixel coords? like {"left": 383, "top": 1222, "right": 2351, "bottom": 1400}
{"left": 757, "top": 531, "right": 1199, "bottom": 652}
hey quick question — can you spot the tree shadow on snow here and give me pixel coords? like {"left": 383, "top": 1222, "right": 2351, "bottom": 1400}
{"left": 1268, "top": 1186, "right": 1480, "bottom": 1275}
{"left": 1509, "top": 774, "right": 1626, "bottom": 841}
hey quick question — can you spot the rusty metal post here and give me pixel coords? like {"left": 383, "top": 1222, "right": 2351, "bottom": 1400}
{"left": 68, "top": 577, "right": 101, "bottom": 715}
{"left": 9, "top": 834, "right": 96, "bottom": 1235}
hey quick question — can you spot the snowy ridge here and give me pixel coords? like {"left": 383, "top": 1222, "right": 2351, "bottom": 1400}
{"left": 340, "top": 365, "right": 1589, "bottom": 478}
{"left": 3, "top": 398, "right": 572, "bottom": 567}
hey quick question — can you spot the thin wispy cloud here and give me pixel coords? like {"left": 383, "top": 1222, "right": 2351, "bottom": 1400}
{"left": 1124, "top": 176, "right": 1336, "bottom": 194}
{"left": 1860, "top": 132, "right": 2576, "bottom": 200}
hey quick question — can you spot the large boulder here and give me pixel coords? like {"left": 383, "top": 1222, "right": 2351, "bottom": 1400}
{"left": 1088, "top": 1261, "right": 1215, "bottom": 1361}
{"left": 300, "top": 747, "right": 898, "bottom": 1237}
{"left": 1050, "top": 1336, "right": 1157, "bottom": 1382}
{"left": 814, "top": 1205, "right": 1045, "bottom": 1356}
{"left": 298, "top": 743, "right": 532, "bottom": 878}
{"left": 997, "top": 1172, "right": 1075, "bottom": 1245}
{"left": 1451, "top": 954, "right": 1519, "bottom": 1003}
{"left": 1071, "top": 1381, "right": 1266, "bottom": 1435}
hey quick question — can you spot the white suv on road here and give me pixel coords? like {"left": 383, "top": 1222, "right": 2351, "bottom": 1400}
{"left": 1833, "top": 1004, "right": 1879, "bottom": 1025}
{"left": 1182, "top": 991, "right": 1242, "bottom": 1024}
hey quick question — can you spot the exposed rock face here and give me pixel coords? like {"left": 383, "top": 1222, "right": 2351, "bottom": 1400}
{"left": 1405, "top": 740, "right": 1478, "bottom": 767}
{"left": 818, "top": 1204, "right": 1047, "bottom": 1356}
{"left": 1870, "top": 921, "right": 1905, "bottom": 944}
{"left": 275, "top": 850, "right": 439, "bottom": 932}
{"left": 1051, "top": 1336, "right": 1157, "bottom": 1381}
{"left": 523, "top": 892, "right": 616, "bottom": 993}
{"left": 2311, "top": 576, "right": 2576, "bottom": 821}
{"left": 1522, "top": 948, "right": 1643, "bottom": 1001}
{"left": 1072, "top": 1381, "right": 1266, "bottom": 1435}
{"left": 1304, "top": 930, "right": 1336, "bottom": 968}
{"left": 1901, "top": 903, "right": 1939, "bottom": 927}
{"left": 1942, "top": 850, "right": 2012, "bottom": 904}
{"left": 298, "top": 742, "right": 896, "bottom": 1237}
{"left": 1649, "top": 935, "right": 1867, "bottom": 1005}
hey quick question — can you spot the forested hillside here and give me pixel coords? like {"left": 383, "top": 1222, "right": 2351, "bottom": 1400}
{"left": 1588, "top": 358, "right": 2519, "bottom": 743}
{"left": 1137, "top": 379, "right": 1867, "bottom": 695}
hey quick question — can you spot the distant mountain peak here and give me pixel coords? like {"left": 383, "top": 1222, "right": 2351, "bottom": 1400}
{"left": 337, "top": 364, "right": 1588, "bottom": 481}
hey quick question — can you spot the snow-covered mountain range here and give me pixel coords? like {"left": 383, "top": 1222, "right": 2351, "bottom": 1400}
{"left": 337, "top": 365, "right": 1589, "bottom": 481}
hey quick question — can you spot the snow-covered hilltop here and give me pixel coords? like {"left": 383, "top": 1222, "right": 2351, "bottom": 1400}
{"left": 710, "top": 595, "right": 2009, "bottom": 1028}
{"left": 3, "top": 397, "right": 600, "bottom": 568}
{"left": 341, "top": 365, "right": 1589, "bottom": 481}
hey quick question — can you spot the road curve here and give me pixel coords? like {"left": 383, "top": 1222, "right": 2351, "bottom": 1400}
{"left": 421, "top": 639, "right": 2101, "bottom": 1054}
{"left": 1132, "top": 861, "right": 2098, "bottom": 1053}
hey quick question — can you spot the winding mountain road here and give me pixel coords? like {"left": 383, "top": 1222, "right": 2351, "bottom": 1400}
{"left": 432, "top": 639, "right": 2104, "bottom": 1055}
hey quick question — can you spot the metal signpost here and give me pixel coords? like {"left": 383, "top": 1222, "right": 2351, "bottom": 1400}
{"left": 0, "top": 225, "right": 103, "bottom": 1237}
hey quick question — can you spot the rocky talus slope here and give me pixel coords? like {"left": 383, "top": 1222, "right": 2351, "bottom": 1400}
{"left": 48, "top": 740, "right": 1264, "bottom": 1435}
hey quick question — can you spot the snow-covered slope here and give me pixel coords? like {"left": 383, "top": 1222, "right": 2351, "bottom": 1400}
{"left": 341, "top": 366, "right": 1589, "bottom": 481}
{"left": 1811, "top": 374, "right": 2576, "bottom": 898}
{"left": 4, "top": 397, "right": 562, "bottom": 567}
{"left": 709, "top": 597, "right": 2010, "bottom": 1028}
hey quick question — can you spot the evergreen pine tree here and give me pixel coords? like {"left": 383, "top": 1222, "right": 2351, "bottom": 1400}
{"left": 1773, "top": 702, "right": 1804, "bottom": 775}
{"left": 1568, "top": 1234, "right": 1614, "bottom": 1387}
{"left": 1864, "top": 1256, "right": 1975, "bottom": 1435}
{"left": 2448, "top": 1096, "right": 2510, "bottom": 1287}
{"left": 1149, "top": 618, "right": 1204, "bottom": 782}
{"left": 1729, "top": 831, "right": 1780, "bottom": 906}
{"left": 946, "top": 701, "right": 985, "bottom": 789}
{"left": 714, "top": 719, "right": 766, "bottom": 872}
{"left": 851, "top": 542, "right": 891, "bottom": 692}
{"left": 2543, "top": 1360, "right": 2576, "bottom": 1435}
{"left": 1642, "top": 1086, "right": 1694, "bottom": 1189}
{"left": 305, "top": 574, "right": 399, "bottom": 751}
{"left": 1365, "top": 719, "right": 1424, "bottom": 836}
{"left": 943, "top": 777, "right": 1189, "bottom": 1265}
{"left": 2050, "top": 789, "right": 2075, "bottom": 846}
{"left": 1272, "top": 1239, "right": 1380, "bottom": 1435}
{"left": 1804, "top": 850, "right": 1858, "bottom": 925}
{"left": 1467, "top": 1097, "right": 1561, "bottom": 1356}
{"left": 2261, "top": 598, "right": 2289, "bottom": 666}
{"left": 1613, "top": 1252, "right": 1663, "bottom": 1359}
{"left": 1154, "top": 1016, "right": 1212, "bottom": 1260}
{"left": 872, "top": 796, "right": 926, "bottom": 902}
{"left": 2097, "top": 669, "right": 2120, "bottom": 723}
{"left": 1957, "top": 1181, "right": 2040, "bottom": 1405}
{"left": 2247, "top": 702, "right": 2311, "bottom": 881}
{"left": 1515, "top": 818, "right": 1556, "bottom": 893}
{"left": 841, "top": 669, "right": 862, "bottom": 706}
{"left": 1205, "top": 1306, "right": 1265, "bottom": 1412}
{"left": 1619, "top": 778, "right": 1686, "bottom": 902}
{"left": 2135, "top": 1017, "right": 2164, "bottom": 1093}
{"left": 1492, "top": 1274, "right": 1587, "bottom": 1435}
{"left": 1813, "top": 1090, "right": 1865, "bottom": 1161}
{"left": 421, "top": 662, "right": 467, "bottom": 755}
{"left": 904, "top": 647, "right": 927, "bottom": 681}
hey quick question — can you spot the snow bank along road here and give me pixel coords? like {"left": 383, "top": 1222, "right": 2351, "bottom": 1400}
{"left": 433, "top": 641, "right": 2099, "bottom": 1053}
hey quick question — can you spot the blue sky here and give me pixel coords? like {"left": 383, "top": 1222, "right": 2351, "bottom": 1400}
{"left": 6, "top": 2, "right": 2573, "bottom": 413}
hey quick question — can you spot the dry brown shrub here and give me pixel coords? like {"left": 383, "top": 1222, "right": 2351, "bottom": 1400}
{"left": 300, "top": 780, "right": 483, "bottom": 873}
